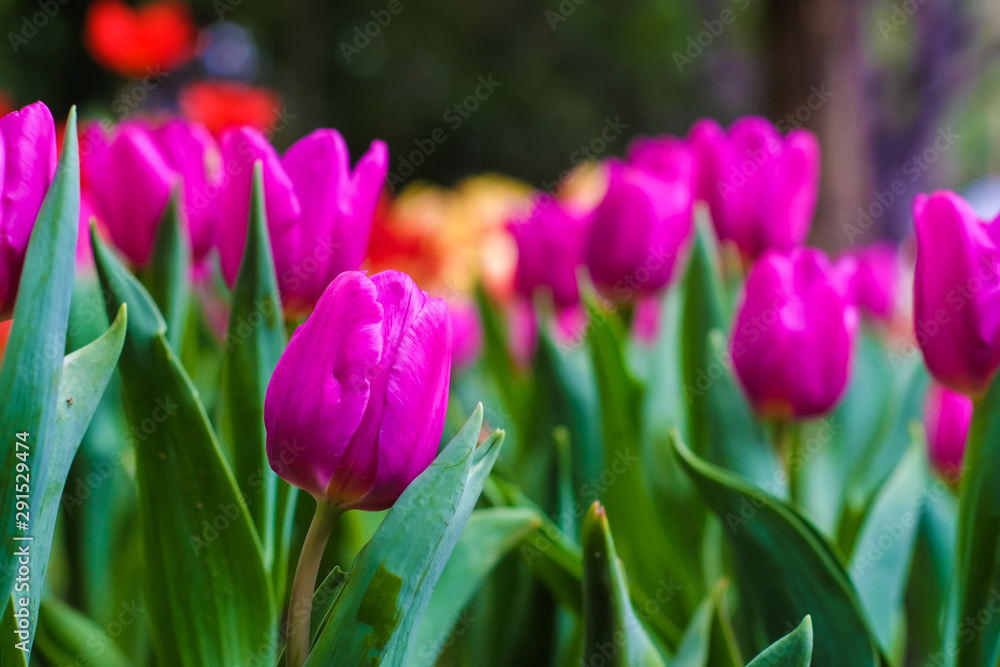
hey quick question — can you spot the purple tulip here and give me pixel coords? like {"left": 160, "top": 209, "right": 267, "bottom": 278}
{"left": 731, "top": 248, "right": 858, "bottom": 420}
{"left": 150, "top": 118, "right": 222, "bottom": 262}
{"left": 913, "top": 191, "right": 1000, "bottom": 396}
{"left": 924, "top": 382, "right": 971, "bottom": 477}
{"left": 264, "top": 269, "right": 452, "bottom": 510}
{"left": 509, "top": 196, "right": 591, "bottom": 308}
{"left": 277, "top": 129, "right": 387, "bottom": 313}
{"left": 845, "top": 242, "right": 901, "bottom": 321}
{"left": 0, "top": 102, "right": 57, "bottom": 319}
{"left": 585, "top": 158, "right": 694, "bottom": 297}
{"left": 217, "top": 126, "right": 301, "bottom": 286}
{"left": 627, "top": 135, "right": 692, "bottom": 184}
{"left": 216, "top": 127, "right": 388, "bottom": 313}
{"left": 689, "top": 117, "right": 819, "bottom": 259}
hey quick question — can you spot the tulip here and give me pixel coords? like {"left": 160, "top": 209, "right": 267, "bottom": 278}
{"left": 845, "top": 242, "right": 901, "bottom": 321}
{"left": 267, "top": 270, "right": 449, "bottom": 667}
{"left": 150, "top": 118, "right": 222, "bottom": 261}
{"left": 85, "top": 122, "right": 174, "bottom": 266}
{"left": 509, "top": 196, "right": 591, "bottom": 308}
{"left": 216, "top": 127, "right": 300, "bottom": 286}
{"left": 913, "top": 191, "right": 1000, "bottom": 396}
{"left": 627, "top": 134, "right": 692, "bottom": 184}
{"left": 924, "top": 382, "right": 971, "bottom": 477}
{"left": 731, "top": 248, "right": 858, "bottom": 420}
{"left": 217, "top": 127, "right": 387, "bottom": 312}
{"left": 585, "top": 158, "right": 694, "bottom": 297}
{"left": 0, "top": 102, "right": 57, "bottom": 319}
{"left": 277, "top": 129, "right": 388, "bottom": 313}
{"left": 447, "top": 297, "right": 483, "bottom": 369}
{"left": 264, "top": 269, "right": 452, "bottom": 509}
{"left": 689, "top": 117, "right": 819, "bottom": 259}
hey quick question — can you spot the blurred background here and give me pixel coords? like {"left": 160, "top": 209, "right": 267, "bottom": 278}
{"left": 4, "top": 0, "right": 1000, "bottom": 250}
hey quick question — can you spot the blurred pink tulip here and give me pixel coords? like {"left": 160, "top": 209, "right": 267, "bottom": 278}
{"left": 845, "top": 242, "right": 901, "bottom": 321}
{"left": 689, "top": 117, "right": 819, "bottom": 259}
{"left": 0, "top": 102, "right": 57, "bottom": 319}
{"left": 924, "top": 382, "right": 971, "bottom": 476}
{"left": 731, "top": 248, "right": 858, "bottom": 420}
{"left": 913, "top": 191, "right": 1000, "bottom": 396}
{"left": 509, "top": 196, "right": 591, "bottom": 308}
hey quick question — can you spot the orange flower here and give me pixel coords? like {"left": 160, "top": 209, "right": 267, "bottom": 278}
{"left": 84, "top": 0, "right": 196, "bottom": 78}
{"left": 179, "top": 81, "right": 283, "bottom": 138}
{"left": 0, "top": 320, "right": 11, "bottom": 362}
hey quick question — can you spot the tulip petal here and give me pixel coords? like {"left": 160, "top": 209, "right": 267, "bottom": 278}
{"left": 264, "top": 271, "right": 383, "bottom": 499}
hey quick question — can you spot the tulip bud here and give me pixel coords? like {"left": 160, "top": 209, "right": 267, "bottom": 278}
{"left": 85, "top": 122, "right": 175, "bottom": 266}
{"left": 689, "top": 117, "right": 819, "bottom": 259}
{"left": 0, "top": 102, "right": 57, "bottom": 319}
{"left": 731, "top": 248, "right": 858, "bottom": 420}
{"left": 277, "top": 129, "right": 388, "bottom": 313}
{"left": 447, "top": 297, "right": 483, "bottom": 369}
{"left": 264, "top": 270, "right": 452, "bottom": 510}
{"left": 913, "top": 191, "right": 1000, "bottom": 396}
{"left": 150, "top": 118, "right": 221, "bottom": 261}
{"left": 844, "top": 242, "right": 901, "bottom": 322}
{"left": 924, "top": 382, "right": 971, "bottom": 477}
{"left": 585, "top": 159, "right": 694, "bottom": 297}
{"left": 509, "top": 196, "right": 591, "bottom": 308}
{"left": 217, "top": 126, "right": 301, "bottom": 286}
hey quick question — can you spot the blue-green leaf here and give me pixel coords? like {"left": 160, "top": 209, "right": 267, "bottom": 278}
{"left": 744, "top": 616, "right": 812, "bottom": 667}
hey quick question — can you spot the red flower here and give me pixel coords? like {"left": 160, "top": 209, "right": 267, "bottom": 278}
{"left": 179, "top": 81, "right": 282, "bottom": 137}
{"left": 84, "top": 0, "right": 196, "bottom": 78}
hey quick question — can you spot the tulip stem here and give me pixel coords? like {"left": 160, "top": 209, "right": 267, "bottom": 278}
{"left": 776, "top": 421, "right": 803, "bottom": 505}
{"left": 287, "top": 500, "right": 340, "bottom": 667}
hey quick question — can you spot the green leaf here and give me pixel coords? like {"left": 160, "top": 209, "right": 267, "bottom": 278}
{"left": 744, "top": 616, "right": 813, "bottom": 667}
{"left": 408, "top": 507, "right": 541, "bottom": 666}
{"left": 581, "top": 502, "right": 666, "bottom": 667}
{"left": 848, "top": 439, "right": 926, "bottom": 659}
{"left": 218, "top": 164, "right": 292, "bottom": 599}
{"left": 92, "top": 230, "right": 275, "bottom": 667}
{"left": 304, "top": 406, "right": 505, "bottom": 666}
{"left": 33, "top": 597, "right": 132, "bottom": 667}
{"left": 143, "top": 191, "right": 190, "bottom": 351}
{"left": 672, "top": 434, "right": 878, "bottom": 667}
{"left": 587, "top": 294, "right": 699, "bottom": 629}
{"left": 0, "top": 108, "right": 80, "bottom": 614}
{"left": 5, "top": 304, "right": 128, "bottom": 656}
{"left": 953, "top": 373, "right": 1000, "bottom": 667}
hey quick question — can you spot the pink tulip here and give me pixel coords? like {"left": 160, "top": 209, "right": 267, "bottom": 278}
{"left": 585, "top": 159, "right": 694, "bottom": 297}
{"left": 0, "top": 102, "right": 57, "bottom": 319}
{"left": 85, "top": 122, "right": 175, "bottom": 266}
{"left": 447, "top": 297, "right": 483, "bottom": 369}
{"left": 277, "top": 129, "right": 387, "bottom": 313}
{"left": 924, "top": 382, "right": 971, "bottom": 476}
{"left": 150, "top": 118, "right": 222, "bottom": 261}
{"left": 216, "top": 127, "right": 388, "bottom": 313}
{"left": 913, "top": 191, "right": 1000, "bottom": 396}
{"left": 731, "top": 248, "right": 858, "bottom": 420}
{"left": 217, "top": 126, "right": 300, "bottom": 285}
{"left": 509, "top": 197, "right": 591, "bottom": 308}
{"left": 264, "top": 270, "right": 451, "bottom": 510}
{"left": 689, "top": 117, "right": 819, "bottom": 259}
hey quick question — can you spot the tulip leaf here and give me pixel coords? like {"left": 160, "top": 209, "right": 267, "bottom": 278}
{"left": 587, "top": 293, "right": 699, "bottom": 632}
{"left": 848, "top": 438, "right": 926, "bottom": 659}
{"left": 92, "top": 230, "right": 275, "bottom": 667}
{"left": 143, "top": 191, "right": 190, "bottom": 351}
{"left": 671, "top": 434, "right": 879, "bottom": 667}
{"left": 671, "top": 582, "right": 742, "bottom": 667}
{"left": 0, "top": 108, "right": 80, "bottom": 618}
{"left": 408, "top": 507, "right": 541, "bottom": 666}
{"left": 33, "top": 597, "right": 132, "bottom": 667}
{"left": 581, "top": 502, "right": 666, "bottom": 667}
{"left": 304, "top": 406, "right": 505, "bottom": 666}
{"left": 744, "top": 616, "right": 813, "bottom": 667}
{"left": 218, "top": 163, "right": 292, "bottom": 600}
{"left": 953, "top": 373, "right": 1000, "bottom": 667}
